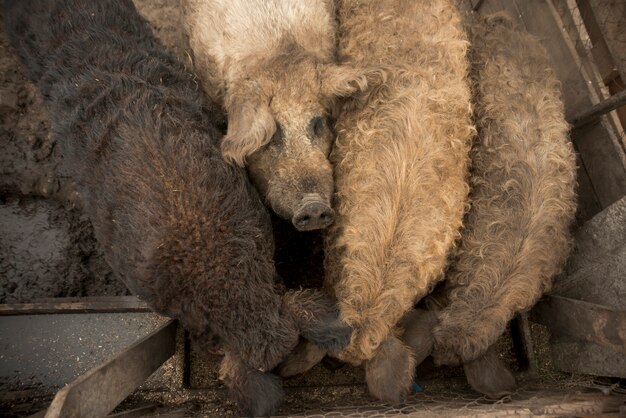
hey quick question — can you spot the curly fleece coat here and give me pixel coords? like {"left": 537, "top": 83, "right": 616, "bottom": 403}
{"left": 4, "top": 0, "right": 350, "bottom": 415}
{"left": 401, "top": 13, "right": 577, "bottom": 398}
{"left": 321, "top": 0, "right": 473, "bottom": 401}
{"left": 428, "top": 12, "right": 578, "bottom": 368}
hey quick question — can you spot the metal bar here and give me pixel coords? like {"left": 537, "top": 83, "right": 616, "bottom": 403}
{"left": 44, "top": 320, "right": 177, "bottom": 418}
{"left": 568, "top": 89, "right": 626, "bottom": 128}
{"left": 530, "top": 295, "right": 626, "bottom": 355}
{"left": 0, "top": 297, "right": 151, "bottom": 316}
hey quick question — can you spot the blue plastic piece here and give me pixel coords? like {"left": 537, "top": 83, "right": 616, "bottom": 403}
{"left": 412, "top": 381, "right": 423, "bottom": 393}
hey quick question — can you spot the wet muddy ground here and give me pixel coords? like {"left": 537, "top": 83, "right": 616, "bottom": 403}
{"left": 0, "top": 8, "right": 127, "bottom": 303}
{"left": 0, "top": 0, "right": 323, "bottom": 304}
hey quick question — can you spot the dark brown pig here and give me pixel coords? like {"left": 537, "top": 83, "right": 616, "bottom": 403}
{"left": 4, "top": 0, "right": 351, "bottom": 415}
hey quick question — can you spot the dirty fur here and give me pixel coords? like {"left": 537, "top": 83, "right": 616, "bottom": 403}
{"left": 4, "top": 0, "right": 351, "bottom": 414}
{"left": 182, "top": 0, "right": 383, "bottom": 228}
{"left": 426, "top": 12, "right": 578, "bottom": 368}
{"left": 283, "top": 288, "right": 352, "bottom": 353}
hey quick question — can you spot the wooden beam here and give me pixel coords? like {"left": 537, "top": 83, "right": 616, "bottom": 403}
{"left": 43, "top": 320, "right": 177, "bottom": 418}
{"left": 562, "top": 0, "right": 626, "bottom": 140}
{"left": 510, "top": 313, "right": 537, "bottom": 375}
{"left": 587, "top": 0, "right": 626, "bottom": 82}
{"left": 0, "top": 296, "right": 151, "bottom": 316}
{"left": 530, "top": 295, "right": 626, "bottom": 356}
{"left": 569, "top": 89, "right": 626, "bottom": 128}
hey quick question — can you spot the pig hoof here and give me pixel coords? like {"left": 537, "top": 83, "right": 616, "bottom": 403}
{"left": 220, "top": 353, "right": 283, "bottom": 416}
{"left": 463, "top": 346, "right": 517, "bottom": 399}
{"left": 278, "top": 340, "right": 326, "bottom": 377}
{"left": 401, "top": 309, "right": 438, "bottom": 365}
{"left": 365, "top": 335, "right": 416, "bottom": 403}
{"left": 231, "top": 370, "right": 284, "bottom": 417}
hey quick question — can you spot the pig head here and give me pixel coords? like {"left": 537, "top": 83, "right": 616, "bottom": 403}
{"left": 220, "top": 47, "right": 383, "bottom": 231}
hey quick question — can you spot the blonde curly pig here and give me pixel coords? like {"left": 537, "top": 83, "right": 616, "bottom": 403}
{"left": 281, "top": 0, "right": 473, "bottom": 402}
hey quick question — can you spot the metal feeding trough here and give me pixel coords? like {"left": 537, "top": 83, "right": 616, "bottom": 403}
{"left": 0, "top": 297, "right": 178, "bottom": 417}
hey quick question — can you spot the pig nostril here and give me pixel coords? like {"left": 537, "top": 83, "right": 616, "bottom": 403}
{"left": 292, "top": 202, "right": 335, "bottom": 231}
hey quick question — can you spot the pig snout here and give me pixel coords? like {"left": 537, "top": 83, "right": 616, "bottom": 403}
{"left": 292, "top": 194, "right": 334, "bottom": 231}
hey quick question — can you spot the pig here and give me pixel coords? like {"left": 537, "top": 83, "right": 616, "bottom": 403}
{"left": 280, "top": 0, "right": 474, "bottom": 403}
{"left": 3, "top": 0, "right": 351, "bottom": 415}
{"left": 182, "top": 0, "right": 383, "bottom": 231}
{"left": 401, "top": 12, "right": 578, "bottom": 399}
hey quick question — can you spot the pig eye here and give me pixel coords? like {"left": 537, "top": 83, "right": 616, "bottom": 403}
{"left": 309, "top": 116, "right": 328, "bottom": 138}
{"left": 270, "top": 123, "right": 283, "bottom": 145}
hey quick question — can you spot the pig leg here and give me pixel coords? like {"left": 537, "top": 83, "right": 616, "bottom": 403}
{"left": 278, "top": 339, "right": 327, "bottom": 377}
{"left": 219, "top": 351, "right": 283, "bottom": 417}
{"left": 282, "top": 289, "right": 352, "bottom": 353}
{"left": 400, "top": 309, "right": 438, "bottom": 366}
{"left": 365, "top": 334, "right": 416, "bottom": 403}
{"left": 463, "top": 344, "right": 517, "bottom": 399}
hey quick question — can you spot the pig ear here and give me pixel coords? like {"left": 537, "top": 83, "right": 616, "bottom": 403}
{"left": 320, "top": 64, "right": 387, "bottom": 116}
{"left": 320, "top": 64, "right": 387, "bottom": 99}
{"left": 221, "top": 83, "right": 276, "bottom": 167}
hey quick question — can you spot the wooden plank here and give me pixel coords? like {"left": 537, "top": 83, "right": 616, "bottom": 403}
{"left": 510, "top": 313, "right": 537, "bottom": 375}
{"left": 560, "top": 0, "right": 626, "bottom": 149}
{"left": 569, "top": 89, "right": 626, "bottom": 128}
{"left": 43, "top": 320, "right": 177, "bottom": 418}
{"left": 606, "top": 76, "right": 626, "bottom": 140}
{"left": 576, "top": 0, "right": 620, "bottom": 83}
{"left": 549, "top": 336, "right": 626, "bottom": 378}
{"left": 572, "top": 149, "right": 603, "bottom": 224}
{"left": 530, "top": 295, "right": 626, "bottom": 356}
{"left": 31, "top": 296, "right": 137, "bottom": 303}
{"left": 587, "top": 0, "right": 626, "bottom": 83}
{"left": 572, "top": 119, "right": 626, "bottom": 208}
{"left": 583, "top": 0, "right": 626, "bottom": 140}
{"left": 0, "top": 296, "right": 151, "bottom": 316}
